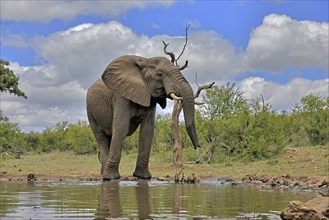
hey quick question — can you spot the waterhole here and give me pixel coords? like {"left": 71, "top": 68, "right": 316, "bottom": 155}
{"left": 0, "top": 180, "right": 316, "bottom": 219}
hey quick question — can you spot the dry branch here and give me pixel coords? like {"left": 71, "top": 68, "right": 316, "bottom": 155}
{"left": 162, "top": 25, "right": 215, "bottom": 167}
{"left": 171, "top": 100, "right": 183, "bottom": 167}
{"left": 162, "top": 41, "right": 175, "bottom": 63}
{"left": 195, "top": 82, "right": 215, "bottom": 99}
{"left": 179, "top": 60, "right": 188, "bottom": 71}
{"left": 176, "top": 25, "right": 190, "bottom": 64}
{"left": 162, "top": 24, "right": 189, "bottom": 69}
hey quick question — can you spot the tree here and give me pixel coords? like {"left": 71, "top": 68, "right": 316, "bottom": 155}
{"left": 0, "top": 59, "right": 27, "bottom": 158}
{"left": 162, "top": 25, "right": 214, "bottom": 166}
{"left": 0, "top": 120, "right": 27, "bottom": 159}
{"left": 0, "top": 59, "right": 27, "bottom": 98}
{"left": 66, "top": 121, "right": 97, "bottom": 155}
{"left": 38, "top": 121, "right": 70, "bottom": 152}
{"left": 200, "top": 84, "right": 284, "bottom": 161}
{"left": 293, "top": 94, "right": 329, "bottom": 145}
{"left": 201, "top": 83, "right": 246, "bottom": 120}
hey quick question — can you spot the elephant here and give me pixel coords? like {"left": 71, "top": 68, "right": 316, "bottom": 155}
{"left": 86, "top": 55, "right": 200, "bottom": 180}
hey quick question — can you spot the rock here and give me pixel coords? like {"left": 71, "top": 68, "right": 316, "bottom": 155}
{"left": 157, "top": 177, "right": 168, "bottom": 181}
{"left": 281, "top": 196, "right": 329, "bottom": 220}
{"left": 305, "top": 196, "right": 329, "bottom": 218}
{"left": 27, "top": 173, "right": 36, "bottom": 182}
{"left": 319, "top": 181, "right": 329, "bottom": 189}
{"left": 174, "top": 172, "right": 199, "bottom": 184}
{"left": 242, "top": 175, "right": 252, "bottom": 182}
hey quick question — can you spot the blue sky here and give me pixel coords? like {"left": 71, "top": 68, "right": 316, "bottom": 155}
{"left": 3, "top": 1, "right": 328, "bottom": 66}
{"left": 1, "top": 0, "right": 328, "bottom": 131}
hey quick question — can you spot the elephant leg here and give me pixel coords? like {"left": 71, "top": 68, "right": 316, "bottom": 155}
{"left": 133, "top": 105, "right": 156, "bottom": 179}
{"left": 103, "top": 101, "right": 130, "bottom": 180}
{"left": 88, "top": 112, "right": 110, "bottom": 175}
{"left": 97, "top": 134, "right": 111, "bottom": 175}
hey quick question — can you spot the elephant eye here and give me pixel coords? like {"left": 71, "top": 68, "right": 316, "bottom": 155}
{"left": 156, "top": 71, "right": 163, "bottom": 76}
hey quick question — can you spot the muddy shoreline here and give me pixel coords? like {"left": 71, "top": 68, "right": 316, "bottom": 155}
{"left": 1, "top": 173, "right": 328, "bottom": 193}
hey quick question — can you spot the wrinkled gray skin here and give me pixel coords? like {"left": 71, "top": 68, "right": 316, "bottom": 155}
{"left": 86, "top": 55, "right": 200, "bottom": 180}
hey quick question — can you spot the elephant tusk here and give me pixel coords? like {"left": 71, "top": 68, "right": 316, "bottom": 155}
{"left": 170, "top": 93, "right": 183, "bottom": 100}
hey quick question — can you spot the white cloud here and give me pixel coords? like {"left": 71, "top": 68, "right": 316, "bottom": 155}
{"left": 244, "top": 13, "right": 329, "bottom": 72}
{"left": 29, "top": 21, "right": 239, "bottom": 88}
{"left": 32, "top": 21, "right": 154, "bottom": 88}
{"left": 1, "top": 1, "right": 175, "bottom": 22}
{"left": 2, "top": 14, "right": 328, "bottom": 131}
{"left": 239, "top": 77, "right": 329, "bottom": 110}
{"left": 184, "top": 31, "right": 244, "bottom": 82}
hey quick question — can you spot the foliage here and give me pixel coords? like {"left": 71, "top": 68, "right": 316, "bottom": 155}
{"left": 66, "top": 121, "right": 98, "bottom": 154}
{"left": 0, "top": 84, "right": 327, "bottom": 163}
{"left": 23, "top": 121, "right": 97, "bottom": 155}
{"left": 201, "top": 83, "right": 246, "bottom": 120}
{"left": 0, "top": 117, "right": 28, "bottom": 159}
{"left": 291, "top": 94, "right": 329, "bottom": 145}
{"left": 153, "top": 114, "right": 173, "bottom": 150}
{"left": 195, "top": 84, "right": 285, "bottom": 161}
{"left": 0, "top": 58, "right": 27, "bottom": 158}
{"left": 36, "top": 121, "right": 70, "bottom": 153}
{"left": 0, "top": 59, "right": 27, "bottom": 98}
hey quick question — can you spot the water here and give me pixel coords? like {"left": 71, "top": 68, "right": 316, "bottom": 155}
{"left": 0, "top": 180, "right": 316, "bottom": 219}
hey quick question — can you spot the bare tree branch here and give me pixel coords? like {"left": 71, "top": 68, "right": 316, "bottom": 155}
{"left": 261, "top": 94, "right": 265, "bottom": 111}
{"left": 176, "top": 24, "right": 190, "bottom": 64}
{"left": 194, "top": 80, "right": 215, "bottom": 99}
{"left": 179, "top": 60, "right": 188, "bottom": 71}
{"left": 162, "top": 25, "right": 190, "bottom": 69}
{"left": 162, "top": 40, "right": 175, "bottom": 63}
{"left": 161, "top": 25, "right": 215, "bottom": 166}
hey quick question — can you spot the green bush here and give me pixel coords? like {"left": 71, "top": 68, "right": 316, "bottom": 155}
{"left": 0, "top": 117, "right": 28, "bottom": 158}
{"left": 197, "top": 84, "right": 285, "bottom": 161}
{"left": 66, "top": 121, "right": 97, "bottom": 155}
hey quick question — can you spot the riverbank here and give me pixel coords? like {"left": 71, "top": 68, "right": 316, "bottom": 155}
{"left": 1, "top": 146, "right": 328, "bottom": 189}
{"left": 0, "top": 145, "right": 327, "bottom": 178}
{"left": 0, "top": 146, "right": 327, "bottom": 178}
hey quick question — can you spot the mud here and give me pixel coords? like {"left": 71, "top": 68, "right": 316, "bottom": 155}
{"left": 1, "top": 173, "right": 328, "bottom": 193}
{"left": 239, "top": 174, "right": 329, "bottom": 194}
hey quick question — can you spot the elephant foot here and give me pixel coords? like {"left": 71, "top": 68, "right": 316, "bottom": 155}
{"left": 103, "top": 167, "right": 121, "bottom": 181}
{"left": 133, "top": 168, "right": 152, "bottom": 179}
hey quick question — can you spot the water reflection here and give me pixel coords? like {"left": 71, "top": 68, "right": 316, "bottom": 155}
{"left": 95, "top": 181, "right": 122, "bottom": 219}
{"left": 0, "top": 181, "right": 317, "bottom": 219}
{"left": 95, "top": 180, "right": 151, "bottom": 219}
{"left": 93, "top": 180, "right": 299, "bottom": 219}
{"left": 135, "top": 180, "right": 151, "bottom": 219}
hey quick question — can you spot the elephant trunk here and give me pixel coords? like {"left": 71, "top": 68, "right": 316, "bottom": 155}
{"left": 164, "top": 69, "right": 200, "bottom": 149}
{"left": 179, "top": 83, "right": 200, "bottom": 149}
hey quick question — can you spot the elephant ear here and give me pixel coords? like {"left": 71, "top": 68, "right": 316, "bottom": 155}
{"left": 102, "top": 55, "right": 151, "bottom": 107}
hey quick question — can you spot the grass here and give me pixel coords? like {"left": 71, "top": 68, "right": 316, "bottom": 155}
{"left": 0, "top": 146, "right": 328, "bottom": 180}
{"left": 0, "top": 152, "right": 100, "bottom": 178}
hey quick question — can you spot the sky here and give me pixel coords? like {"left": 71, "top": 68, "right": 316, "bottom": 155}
{"left": 1, "top": 0, "right": 328, "bottom": 132}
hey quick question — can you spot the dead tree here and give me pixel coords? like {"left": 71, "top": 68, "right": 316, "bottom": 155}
{"left": 162, "top": 25, "right": 215, "bottom": 167}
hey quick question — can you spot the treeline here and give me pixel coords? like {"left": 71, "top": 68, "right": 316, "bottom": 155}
{"left": 1, "top": 83, "right": 328, "bottom": 162}
{"left": 0, "top": 120, "right": 97, "bottom": 158}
